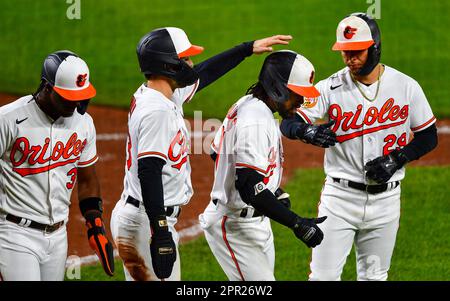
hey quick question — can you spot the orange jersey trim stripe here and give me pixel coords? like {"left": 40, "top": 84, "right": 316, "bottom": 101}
{"left": 137, "top": 151, "right": 168, "bottom": 160}
{"left": 78, "top": 155, "right": 98, "bottom": 166}
{"left": 297, "top": 109, "right": 312, "bottom": 124}
{"left": 221, "top": 216, "right": 245, "bottom": 281}
{"left": 411, "top": 116, "right": 436, "bottom": 132}
{"left": 184, "top": 80, "right": 199, "bottom": 103}
{"left": 236, "top": 163, "right": 268, "bottom": 175}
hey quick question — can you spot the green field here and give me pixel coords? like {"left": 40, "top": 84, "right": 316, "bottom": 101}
{"left": 71, "top": 166, "right": 450, "bottom": 281}
{"left": 1, "top": 0, "right": 449, "bottom": 118}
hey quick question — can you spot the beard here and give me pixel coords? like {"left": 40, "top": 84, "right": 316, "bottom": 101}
{"left": 277, "top": 104, "right": 296, "bottom": 119}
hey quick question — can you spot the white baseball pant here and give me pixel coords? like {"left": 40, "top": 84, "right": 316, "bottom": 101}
{"left": 199, "top": 201, "right": 275, "bottom": 281}
{"left": 110, "top": 198, "right": 180, "bottom": 281}
{"left": 309, "top": 176, "right": 401, "bottom": 281}
{"left": 0, "top": 212, "right": 67, "bottom": 281}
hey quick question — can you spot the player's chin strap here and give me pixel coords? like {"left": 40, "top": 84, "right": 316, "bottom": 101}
{"left": 79, "top": 197, "right": 115, "bottom": 276}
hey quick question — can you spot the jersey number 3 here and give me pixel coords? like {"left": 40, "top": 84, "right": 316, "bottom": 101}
{"left": 66, "top": 168, "right": 77, "bottom": 189}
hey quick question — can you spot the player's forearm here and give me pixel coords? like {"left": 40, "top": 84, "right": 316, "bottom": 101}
{"left": 77, "top": 164, "right": 101, "bottom": 201}
{"left": 401, "top": 124, "right": 438, "bottom": 163}
{"left": 280, "top": 114, "right": 306, "bottom": 140}
{"left": 235, "top": 168, "right": 298, "bottom": 228}
{"left": 138, "top": 157, "right": 166, "bottom": 223}
{"left": 194, "top": 41, "right": 254, "bottom": 91}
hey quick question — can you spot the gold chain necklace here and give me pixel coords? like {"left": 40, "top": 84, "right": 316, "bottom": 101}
{"left": 350, "top": 65, "right": 382, "bottom": 102}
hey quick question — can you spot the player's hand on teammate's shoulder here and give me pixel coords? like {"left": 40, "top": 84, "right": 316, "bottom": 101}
{"left": 291, "top": 215, "right": 327, "bottom": 248}
{"left": 252, "top": 35, "right": 293, "bottom": 54}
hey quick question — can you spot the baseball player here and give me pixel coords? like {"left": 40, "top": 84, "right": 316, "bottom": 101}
{"left": 280, "top": 13, "right": 438, "bottom": 280}
{"left": 110, "top": 27, "right": 293, "bottom": 281}
{"left": 0, "top": 50, "right": 114, "bottom": 281}
{"left": 199, "top": 50, "right": 327, "bottom": 281}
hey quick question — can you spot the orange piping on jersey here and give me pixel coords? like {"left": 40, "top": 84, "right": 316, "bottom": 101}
{"left": 137, "top": 151, "right": 167, "bottom": 160}
{"left": 13, "top": 157, "right": 80, "bottom": 177}
{"left": 78, "top": 155, "right": 99, "bottom": 166}
{"left": 215, "top": 127, "right": 225, "bottom": 170}
{"left": 129, "top": 96, "right": 137, "bottom": 117}
{"left": 411, "top": 116, "right": 436, "bottom": 132}
{"left": 235, "top": 163, "right": 268, "bottom": 175}
{"left": 221, "top": 216, "right": 245, "bottom": 281}
{"left": 184, "top": 80, "right": 199, "bottom": 103}
{"left": 336, "top": 119, "right": 407, "bottom": 143}
{"left": 296, "top": 109, "right": 312, "bottom": 124}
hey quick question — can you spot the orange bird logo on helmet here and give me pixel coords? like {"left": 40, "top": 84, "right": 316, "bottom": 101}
{"left": 343, "top": 26, "right": 358, "bottom": 39}
{"left": 76, "top": 73, "right": 87, "bottom": 87}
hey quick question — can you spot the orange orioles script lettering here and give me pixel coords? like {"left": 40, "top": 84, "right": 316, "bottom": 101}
{"left": 168, "top": 130, "right": 188, "bottom": 170}
{"left": 328, "top": 98, "right": 409, "bottom": 143}
{"left": 10, "top": 133, "right": 87, "bottom": 176}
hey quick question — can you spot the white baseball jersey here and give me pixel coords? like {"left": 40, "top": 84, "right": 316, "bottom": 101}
{"left": 120, "top": 82, "right": 198, "bottom": 207}
{"left": 0, "top": 95, "right": 98, "bottom": 225}
{"left": 297, "top": 65, "right": 436, "bottom": 183}
{"left": 210, "top": 95, "right": 283, "bottom": 213}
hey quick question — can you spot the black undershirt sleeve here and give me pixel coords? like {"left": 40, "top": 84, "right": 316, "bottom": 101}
{"left": 402, "top": 124, "right": 438, "bottom": 162}
{"left": 194, "top": 41, "right": 254, "bottom": 92}
{"left": 235, "top": 168, "right": 298, "bottom": 228}
{"left": 138, "top": 157, "right": 166, "bottom": 222}
{"left": 279, "top": 114, "right": 306, "bottom": 140}
{"left": 210, "top": 151, "right": 217, "bottom": 162}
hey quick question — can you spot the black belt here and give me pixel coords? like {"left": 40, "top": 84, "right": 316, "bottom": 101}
{"left": 6, "top": 214, "right": 64, "bottom": 234}
{"left": 126, "top": 196, "right": 181, "bottom": 218}
{"left": 212, "top": 199, "right": 263, "bottom": 218}
{"left": 332, "top": 178, "right": 399, "bottom": 194}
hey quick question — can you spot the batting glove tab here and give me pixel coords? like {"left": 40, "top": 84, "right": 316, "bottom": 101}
{"left": 292, "top": 216, "right": 327, "bottom": 248}
{"left": 150, "top": 215, "right": 176, "bottom": 280}
{"left": 297, "top": 120, "right": 337, "bottom": 148}
{"left": 85, "top": 211, "right": 115, "bottom": 277}
{"left": 275, "top": 187, "right": 291, "bottom": 209}
{"left": 365, "top": 149, "right": 409, "bottom": 184}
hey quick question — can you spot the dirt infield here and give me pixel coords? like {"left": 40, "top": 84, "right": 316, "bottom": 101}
{"left": 1, "top": 93, "right": 449, "bottom": 258}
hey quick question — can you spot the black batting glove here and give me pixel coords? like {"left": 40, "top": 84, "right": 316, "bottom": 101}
{"left": 297, "top": 120, "right": 337, "bottom": 148}
{"left": 365, "top": 149, "right": 409, "bottom": 184}
{"left": 292, "top": 216, "right": 327, "bottom": 248}
{"left": 150, "top": 215, "right": 176, "bottom": 280}
{"left": 275, "top": 188, "right": 291, "bottom": 209}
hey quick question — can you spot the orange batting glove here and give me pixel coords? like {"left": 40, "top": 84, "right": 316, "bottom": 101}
{"left": 85, "top": 211, "right": 115, "bottom": 276}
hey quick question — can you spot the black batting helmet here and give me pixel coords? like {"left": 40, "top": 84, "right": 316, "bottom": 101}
{"left": 332, "top": 12, "right": 381, "bottom": 76}
{"left": 258, "top": 50, "right": 320, "bottom": 104}
{"left": 136, "top": 27, "right": 204, "bottom": 87}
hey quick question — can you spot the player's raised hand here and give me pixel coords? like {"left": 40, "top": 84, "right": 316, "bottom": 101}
{"left": 252, "top": 35, "right": 293, "bottom": 54}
